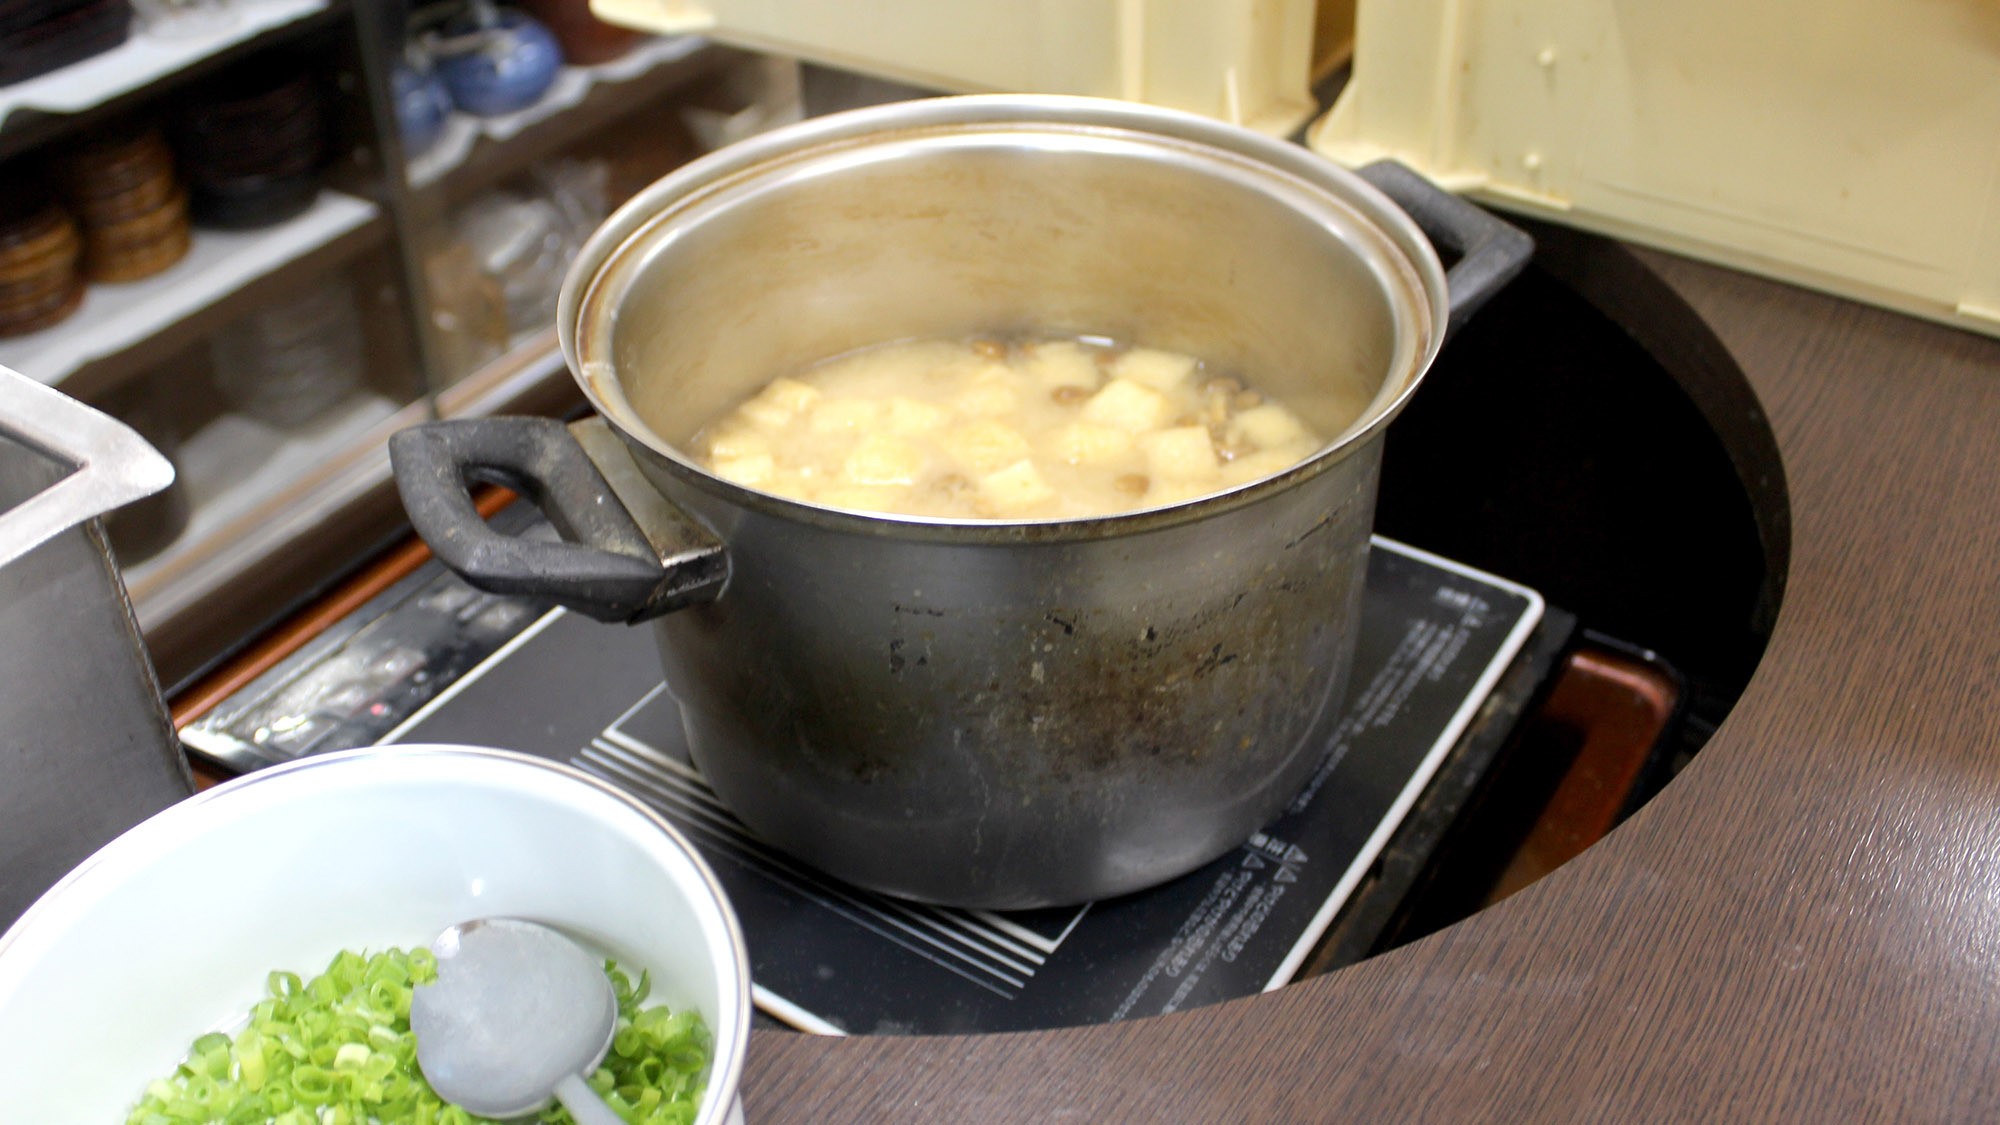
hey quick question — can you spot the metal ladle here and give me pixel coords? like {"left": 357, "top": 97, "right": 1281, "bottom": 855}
{"left": 410, "top": 917, "right": 625, "bottom": 1125}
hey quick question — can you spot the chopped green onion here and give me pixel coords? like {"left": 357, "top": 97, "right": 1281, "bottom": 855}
{"left": 126, "top": 947, "right": 711, "bottom": 1125}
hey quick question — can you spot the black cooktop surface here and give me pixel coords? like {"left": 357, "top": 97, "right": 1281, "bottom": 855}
{"left": 185, "top": 528, "right": 1544, "bottom": 1034}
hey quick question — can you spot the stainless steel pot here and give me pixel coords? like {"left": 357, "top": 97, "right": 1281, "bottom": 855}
{"left": 392, "top": 96, "right": 1529, "bottom": 908}
{"left": 0, "top": 366, "right": 193, "bottom": 926}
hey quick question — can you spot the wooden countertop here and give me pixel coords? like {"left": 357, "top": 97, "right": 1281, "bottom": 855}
{"left": 731, "top": 248, "right": 2000, "bottom": 1119}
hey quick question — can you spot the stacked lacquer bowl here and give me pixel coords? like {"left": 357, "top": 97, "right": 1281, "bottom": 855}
{"left": 175, "top": 63, "right": 326, "bottom": 229}
{"left": 51, "top": 123, "right": 191, "bottom": 283}
{"left": 0, "top": 177, "right": 83, "bottom": 336}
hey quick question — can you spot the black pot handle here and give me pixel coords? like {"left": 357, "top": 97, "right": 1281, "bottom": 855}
{"left": 389, "top": 416, "right": 726, "bottom": 624}
{"left": 1357, "top": 160, "right": 1534, "bottom": 340}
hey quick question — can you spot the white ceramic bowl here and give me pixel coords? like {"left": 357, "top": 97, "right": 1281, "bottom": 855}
{"left": 0, "top": 745, "right": 751, "bottom": 1124}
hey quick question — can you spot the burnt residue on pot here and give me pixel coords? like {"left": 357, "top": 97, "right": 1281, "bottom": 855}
{"left": 640, "top": 452, "right": 1378, "bottom": 909}
{"left": 959, "top": 548, "right": 1356, "bottom": 793}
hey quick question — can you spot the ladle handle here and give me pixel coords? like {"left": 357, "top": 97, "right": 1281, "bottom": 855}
{"left": 390, "top": 416, "right": 726, "bottom": 624}
{"left": 553, "top": 1072, "right": 629, "bottom": 1125}
{"left": 1357, "top": 160, "right": 1534, "bottom": 341}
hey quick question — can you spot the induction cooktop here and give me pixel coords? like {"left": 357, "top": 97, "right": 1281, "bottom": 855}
{"left": 182, "top": 509, "right": 1553, "bottom": 1034}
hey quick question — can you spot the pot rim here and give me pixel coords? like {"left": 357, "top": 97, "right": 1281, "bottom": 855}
{"left": 557, "top": 93, "right": 1448, "bottom": 539}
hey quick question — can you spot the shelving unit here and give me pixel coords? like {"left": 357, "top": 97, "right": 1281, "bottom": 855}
{"left": 0, "top": 191, "right": 382, "bottom": 397}
{"left": 0, "top": 0, "right": 326, "bottom": 123}
{"left": 0, "top": 0, "right": 423, "bottom": 683}
{"left": 0, "top": 0, "right": 342, "bottom": 160}
{"left": 0, "top": 0, "right": 762, "bottom": 681}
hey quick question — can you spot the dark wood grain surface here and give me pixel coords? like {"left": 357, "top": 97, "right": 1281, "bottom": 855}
{"left": 729, "top": 250, "right": 2000, "bottom": 1120}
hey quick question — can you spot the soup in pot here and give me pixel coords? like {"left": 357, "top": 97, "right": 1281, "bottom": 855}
{"left": 689, "top": 336, "right": 1329, "bottom": 519}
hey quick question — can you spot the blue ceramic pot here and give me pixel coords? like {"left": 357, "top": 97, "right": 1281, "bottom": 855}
{"left": 392, "top": 62, "right": 454, "bottom": 155}
{"left": 433, "top": 10, "right": 563, "bottom": 117}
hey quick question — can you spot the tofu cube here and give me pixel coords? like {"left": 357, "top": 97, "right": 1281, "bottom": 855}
{"left": 952, "top": 380, "right": 1018, "bottom": 418}
{"left": 739, "top": 377, "right": 822, "bottom": 428}
{"left": 1026, "top": 341, "right": 1100, "bottom": 389}
{"left": 1080, "top": 378, "right": 1172, "bottom": 433}
{"left": 760, "top": 471, "right": 814, "bottom": 501}
{"left": 711, "top": 452, "right": 776, "bottom": 487}
{"left": 885, "top": 396, "right": 949, "bottom": 435}
{"left": 808, "top": 397, "right": 884, "bottom": 434}
{"left": 1140, "top": 425, "right": 1220, "bottom": 480}
{"left": 1111, "top": 347, "right": 1198, "bottom": 392}
{"left": 1220, "top": 446, "right": 1309, "bottom": 486}
{"left": 1048, "top": 420, "right": 1135, "bottom": 465}
{"left": 703, "top": 425, "right": 769, "bottom": 459}
{"left": 737, "top": 399, "right": 790, "bottom": 430}
{"left": 843, "top": 433, "right": 926, "bottom": 485}
{"left": 940, "top": 420, "right": 1031, "bottom": 473}
{"left": 1227, "top": 403, "right": 1312, "bottom": 450}
{"left": 979, "top": 459, "right": 1056, "bottom": 511}
{"left": 763, "top": 377, "right": 822, "bottom": 413}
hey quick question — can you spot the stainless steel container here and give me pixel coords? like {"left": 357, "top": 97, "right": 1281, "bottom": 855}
{"left": 0, "top": 366, "right": 193, "bottom": 926}
{"left": 392, "top": 96, "right": 1529, "bottom": 908}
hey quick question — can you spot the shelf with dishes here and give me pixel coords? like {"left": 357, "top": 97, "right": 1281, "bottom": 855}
{"left": 0, "top": 0, "right": 336, "bottom": 153}
{"left": 1, "top": 0, "right": 787, "bottom": 681}
{"left": 170, "top": 331, "right": 597, "bottom": 683}
{"left": 110, "top": 234, "right": 593, "bottom": 669}
{"left": 0, "top": 189, "right": 383, "bottom": 397}
{"left": 409, "top": 46, "right": 793, "bottom": 406}
{"left": 122, "top": 315, "right": 582, "bottom": 667}
{"left": 0, "top": 40, "right": 393, "bottom": 400}
{"left": 106, "top": 241, "right": 435, "bottom": 652}
{"left": 403, "top": 34, "right": 717, "bottom": 196}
